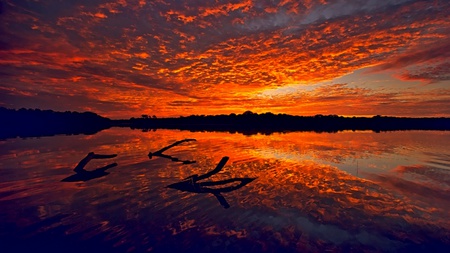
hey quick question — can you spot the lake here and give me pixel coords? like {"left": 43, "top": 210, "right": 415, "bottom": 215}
{"left": 0, "top": 128, "right": 449, "bottom": 252}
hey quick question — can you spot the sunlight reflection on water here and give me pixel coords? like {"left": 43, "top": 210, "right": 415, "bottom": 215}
{"left": 0, "top": 128, "right": 449, "bottom": 252}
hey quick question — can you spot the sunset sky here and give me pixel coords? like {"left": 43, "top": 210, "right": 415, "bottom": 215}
{"left": 1, "top": 0, "right": 449, "bottom": 118}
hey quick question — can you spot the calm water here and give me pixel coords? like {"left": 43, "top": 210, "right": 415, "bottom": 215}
{"left": 0, "top": 128, "right": 449, "bottom": 252}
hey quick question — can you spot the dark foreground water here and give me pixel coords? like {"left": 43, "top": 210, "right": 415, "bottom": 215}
{"left": 0, "top": 129, "right": 449, "bottom": 252}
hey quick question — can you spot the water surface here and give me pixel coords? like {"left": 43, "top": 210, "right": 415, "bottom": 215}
{"left": 1, "top": 129, "right": 449, "bottom": 252}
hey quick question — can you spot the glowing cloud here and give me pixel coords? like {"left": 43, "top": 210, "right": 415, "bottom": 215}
{"left": 0, "top": 0, "right": 449, "bottom": 117}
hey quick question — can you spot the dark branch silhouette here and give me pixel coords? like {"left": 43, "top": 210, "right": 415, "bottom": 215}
{"left": 61, "top": 152, "right": 118, "bottom": 182}
{"left": 148, "top": 138, "right": 196, "bottom": 164}
{"left": 167, "top": 156, "right": 256, "bottom": 208}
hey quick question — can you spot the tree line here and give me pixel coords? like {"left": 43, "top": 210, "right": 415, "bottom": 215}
{"left": 0, "top": 107, "right": 111, "bottom": 139}
{"left": 124, "top": 111, "right": 450, "bottom": 135}
{"left": 2, "top": 108, "right": 450, "bottom": 139}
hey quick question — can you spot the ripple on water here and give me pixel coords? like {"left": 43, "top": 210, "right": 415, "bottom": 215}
{"left": 1, "top": 129, "right": 450, "bottom": 252}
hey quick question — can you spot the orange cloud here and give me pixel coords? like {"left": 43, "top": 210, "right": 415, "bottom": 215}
{"left": 1, "top": 0, "right": 449, "bottom": 117}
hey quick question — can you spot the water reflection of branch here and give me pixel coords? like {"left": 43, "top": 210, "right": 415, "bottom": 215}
{"left": 148, "top": 138, "right": 196, "bottom": 164}
{"left": 61, "top": 152, "right": 118, "bottom": 182}
{"left": 167, "top": 156, "right": 256, "bottom": 209}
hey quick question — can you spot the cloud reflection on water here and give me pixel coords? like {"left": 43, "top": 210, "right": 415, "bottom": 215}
{"left": 0, "top": 128, "right": 449, "bottom": 252}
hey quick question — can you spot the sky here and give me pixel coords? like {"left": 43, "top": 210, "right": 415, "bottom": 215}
{"left": 0, "top": 0, "right": 449, "bottom": 118}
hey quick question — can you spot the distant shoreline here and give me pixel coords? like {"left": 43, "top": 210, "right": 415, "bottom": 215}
{"left": 115, "top": 112, "right": 450, "bottom": 136}
{"left": 1, "top": 107, "right": 450, "bottom": 139}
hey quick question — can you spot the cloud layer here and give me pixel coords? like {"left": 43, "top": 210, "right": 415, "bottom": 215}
{"left": 0, "top": 0, "right": 449, "bottom": 117}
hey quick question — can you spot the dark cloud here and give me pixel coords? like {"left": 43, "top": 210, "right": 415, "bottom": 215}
{"left": 373, "top": 41, "right": 450, "bottom": 71}
{"left": 398, "top": 61, "right": 450, "bottom": 83}
{"left": 0, "top": 87, "right": 132, "bottom": 115}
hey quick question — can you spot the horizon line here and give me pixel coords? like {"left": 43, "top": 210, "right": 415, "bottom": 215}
{"left": 2, "top": 106, "right": 450, "bottom": 120}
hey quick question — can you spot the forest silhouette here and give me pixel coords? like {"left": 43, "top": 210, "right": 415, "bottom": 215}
{"left": 1, "top": 107, "right": 111, "bottom": 139}
{"left": 2, "top": 107, "right": 450, "bottom": 139}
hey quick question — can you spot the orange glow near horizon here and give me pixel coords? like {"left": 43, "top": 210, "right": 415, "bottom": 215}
{"left": 0, "top": 0, "right": 449, "bottom": 118}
